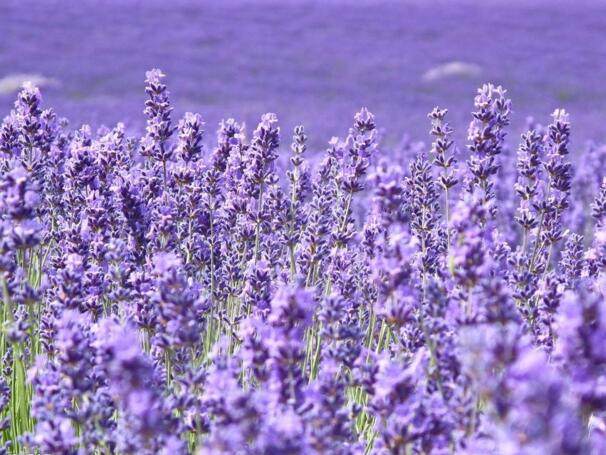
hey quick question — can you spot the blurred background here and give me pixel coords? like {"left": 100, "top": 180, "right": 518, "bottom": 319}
{"left": 1, "top": 0, "right": 605, "bottom": 149}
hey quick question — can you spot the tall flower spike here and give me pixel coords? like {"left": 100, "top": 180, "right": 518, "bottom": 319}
{"left": 466, "top": 84, "right": 511, "bottom": 221}
{"left": 14, "top": 82, "right": 44, "bottom": 169}
{"left": 331, "top": 108, "right": 377, "bottom": 250}
{"left": 245, "top": 113, "right": 280, "bottom": 262}
{"left": 405, "top": 153, "right": 441, "bottom": 277}
{"left": 528, "top": 109, "right": 572, "bottom": 275}
{"left": 428, "top": 107, "right": 458, "bottom": 258}
{"left": 514, "top": 128, "right": 544, "bottom": 253}
{"left": 141, "top": 69, "right": 175, "bottom": 165}
{"left": 285, "top": 125, "right": 311, "bottom": 277}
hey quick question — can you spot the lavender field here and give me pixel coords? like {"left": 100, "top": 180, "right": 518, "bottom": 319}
{"left": 1, "top": 1, "right": 606, "bottom": 454}
{"left": 2, "top": 0, "right": 606, "bottom": 146}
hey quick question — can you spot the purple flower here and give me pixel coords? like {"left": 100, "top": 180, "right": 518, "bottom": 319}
{"left": 466, "top": 84, "right": 512, "bottom": 221}
{"left": 141, "top": 69, "right": 175, "bottom": 164}
{"left": 175, "top": 112, "right": 204, "bottom": 163}
{"left": 0, "top": 73, "right": 604, "bottom": 454}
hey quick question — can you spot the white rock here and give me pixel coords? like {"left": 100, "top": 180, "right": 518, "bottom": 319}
{"left": 422, "top": 61, "right": 482, "bottom": 82}
{"left": 0, "top": 73, "right": 59, "bottom": 94}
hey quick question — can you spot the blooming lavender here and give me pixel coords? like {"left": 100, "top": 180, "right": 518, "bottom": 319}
{"left": 466, "top": 84, "right": 512, "bottom": 222}
{"left": 428, "top": 107, "right": 458, "bottom": 255}
{"left": 0, "top": 71, "right": 604, "bottom": 454}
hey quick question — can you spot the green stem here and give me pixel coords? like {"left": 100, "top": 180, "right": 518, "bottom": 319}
{"left": 253, "top": 185, "right": 265, "bottom": 263}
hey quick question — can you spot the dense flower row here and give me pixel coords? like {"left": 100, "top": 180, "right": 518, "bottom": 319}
{"left": 0, "top": 70, "right": 605, "bottom": 454}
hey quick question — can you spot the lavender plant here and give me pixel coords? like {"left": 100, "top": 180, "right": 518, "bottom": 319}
{"left": 0, "top": 70, "right": 605, "bottom": 454}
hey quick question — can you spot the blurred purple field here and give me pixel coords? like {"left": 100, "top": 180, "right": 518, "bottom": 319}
{"left": 1, "top": 0, "right": 605, "bottom": 148}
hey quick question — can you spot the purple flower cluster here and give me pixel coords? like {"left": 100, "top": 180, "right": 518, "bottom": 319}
{"left": 0, "top": 71, "right": 605, "bottom": 454}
